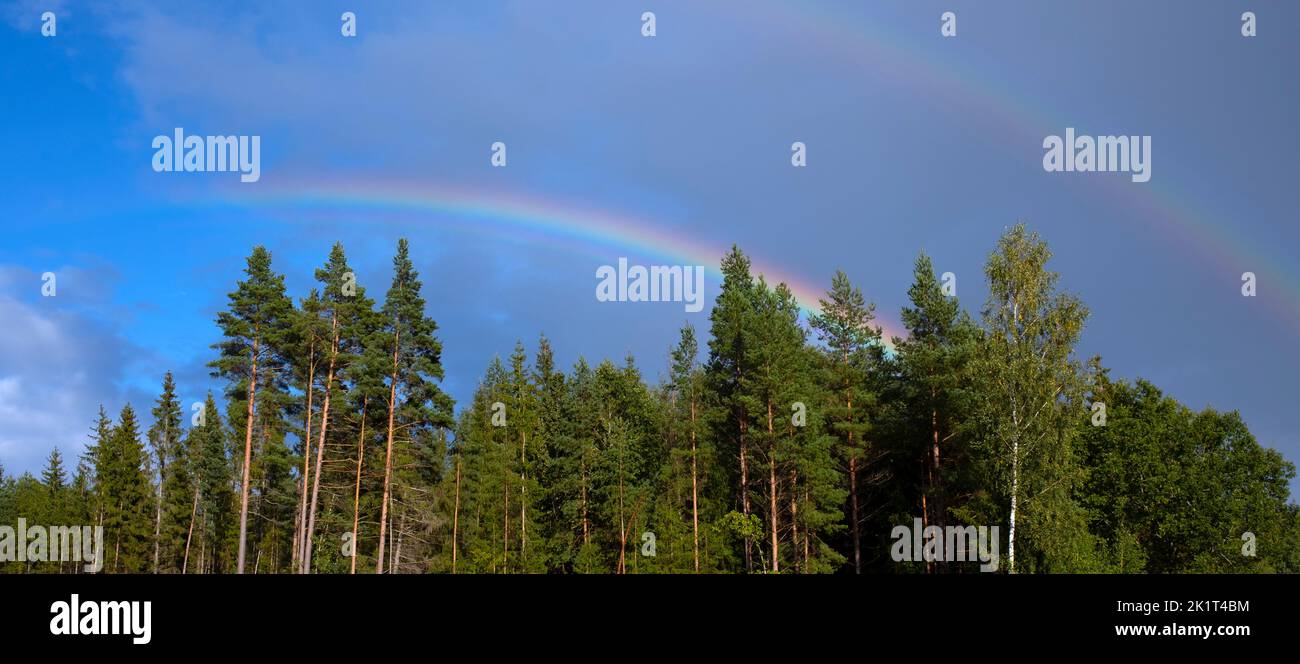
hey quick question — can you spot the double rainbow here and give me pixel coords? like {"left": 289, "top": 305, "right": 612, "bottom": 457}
{"left": 222, "top": 1, "right": 1298, "bottom": 353}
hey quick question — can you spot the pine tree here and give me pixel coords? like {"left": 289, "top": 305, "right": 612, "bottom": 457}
{"left": 7, "top": 234, "right": 1299, "bottom": 577}
{"left": 288, "top": 288, "right": 326, "bottom": 572}
{"left": 706, "top": 245, "right": 759, "bottom": 572}
{"left": 669, "top": 324, "right": 705, "bottom": 572}
{"left": 371, "top": 238, "right": 453, "bottom": 573}
{"left": 301, "top": 243, "right": 377, "bottom": 573}
{"left": 787, "top": 344, "right": 848, "bottom": 573}
{"left": 893, "top": 253, "right": 979, "bottom": 571}
{"left": 809, "top": 269, "right": 880, "bottom": 573}
{"left": 342, "top": 293, "right": 387, "bottom": 574}
{"left": 210, "top": 246, "right": 294, "bottom": 573}
{"left": 741, "top": 280, "right": 806, "bottom": 572}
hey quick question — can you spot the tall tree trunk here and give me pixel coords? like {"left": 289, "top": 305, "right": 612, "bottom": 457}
{"left": 376, "top": 327, "right": 400, "bottom": 574}
{"left": 451, "top": 456, "right": 460, "bottom": 574}
{"left": 254, "top": 424, "right": 271, "bottom": 572}
{"left": 290, "top": 501, "right": 300, "bottom": 570}
{"left": 734, "top": 358, "right": 752, "bottom": 572}
{"left": 393, "top": 512, "right": 405, "bottom": 574}
{"left": 740, "top": 421, "right": 751, "bottom": 572}
{"left": 304, "top": 314, "right": 338, "bottom": 573}
{"left": 850, "top": 457, "right": 860, "bottom": 574}
{"left": 294, "top": 348, "right": 315, "bottom": 572}
{"left": 520, "top": 430, "right": 528, "bottom": 568}
{"left": 921, "top": 489, "right": 932, "bottom": 573}
{"left": 931, "top": 402, "right": 943, "bottom": 522}
{"left": 182, "top": 485, "right": 198, "bottom": 574}
{"left": 1007, "top": 301, "right": 1022, "bottom": 575}
{"left": 112, "top": 498, "right": 122, "bottom": 573}
{"left": 1008, "top": 438, "right": 1019, "bottom": 575}
{"left": 350, "top": 399, "right": 367, "bottom": 575}
{"left": 790, "top": 466, "right": 799, "bottom": 573}
{"left": 767, "top": 402, "right": 778, "bottom": 573}
{"left": 617, "top": 451, "right": 626, "bottom": 575}
{"left": 237, "top": 335, "right": 259, "bottom": 574}
{"left": 926, "top": 398, "right": 943, "bottom": 573}
{"left": 847, "top": 381, "right": 860, "bottom": 575}
{"left": 803, "top": 484, "right": 811, "bottom": 565}
{"left": 580, "top": 459, "right": 590, "bottom": 546}
{"left": 502, "top": 465, "right": 510, "bottom": 572}
{"left": 690, "top": 397, "right": 699, "bottom": 573}
{"left": 153, "top": 460, "right": 164, "bottom": 573}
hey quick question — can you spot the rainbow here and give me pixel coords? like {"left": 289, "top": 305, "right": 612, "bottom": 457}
{"left": 218, "top": 0, "right": 1300, "bottom": 354}
{"left": 737, "top": 1, "right": 1300, "bottom": 333}
{"left": 230, "top": 180, "right": 904, "bottom": 349}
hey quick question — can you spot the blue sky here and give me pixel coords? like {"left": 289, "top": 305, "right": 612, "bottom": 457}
{"left": 2, "top": 1, "right": 1298, "bottom": 496}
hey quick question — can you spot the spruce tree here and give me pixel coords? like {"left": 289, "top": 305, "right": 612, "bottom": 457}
{"left": 506, "top": 340, "right": 542, "bottom": 572}
{"left": 40, "top": 447, "right": 69, "bottom": 560}
{"left": 159, "top": 427, "right": 194, "bottom": 574}
{"left": 84, "top": 406, "right": 113, "bottom": 531}
{"left": 148, "top": 372, "right": 183, "bottom": 572}
{"left": 99, "top": 405, "right": 153, "bottom": 573}
{"left": 192, "top": 394, "right": 234, "bottom": 574}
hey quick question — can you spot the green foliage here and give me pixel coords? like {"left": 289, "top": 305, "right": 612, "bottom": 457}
{"left": 1079, "top": 372, "right": 1298, "bottom": 573}
{"left": 5, "top": 230, "right": 1296, "bottom": 575}
{"left": 970, "top": 224, "right": 1095, "bottom": 573}
{"left": 98, "top": 405, "right": 154, "bottom": 573}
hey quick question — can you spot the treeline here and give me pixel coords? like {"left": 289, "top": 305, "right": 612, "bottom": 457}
{"left": 1, "top": 225, "right": 1296, "bottom": 574}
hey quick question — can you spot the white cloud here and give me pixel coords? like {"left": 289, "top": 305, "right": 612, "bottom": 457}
{"left": 0, "top": 265, "right": 152, "bottom": 476}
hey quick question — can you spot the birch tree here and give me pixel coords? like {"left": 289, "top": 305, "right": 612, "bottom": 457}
{"left": 975, "top": 224, "right": 1089, "bottom": 573}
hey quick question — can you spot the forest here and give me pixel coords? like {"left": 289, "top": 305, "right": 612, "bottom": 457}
{"left": 1, "top": 225, "right": 1296, "bottom": 574}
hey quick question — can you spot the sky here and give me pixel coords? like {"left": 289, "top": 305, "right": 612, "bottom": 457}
{"left": 2, "top": 1, "right": 1298, "bottom": 495}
